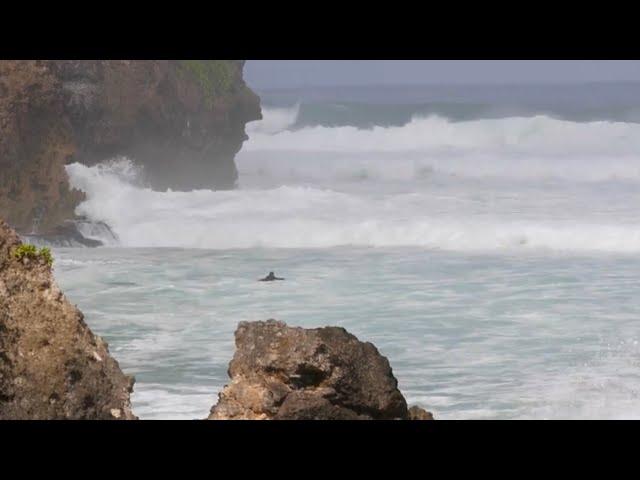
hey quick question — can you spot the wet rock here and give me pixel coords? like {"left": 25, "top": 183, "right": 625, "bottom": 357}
{"left": 24, "top": 221, "right": 104, "bottom": 248}
{"left": 208, "top": 319, "right": 433, "bottom": 420}
{"left": 408, "top": 405, "right": 435, "bottom": 420}
{"left": 0, "top": 218, "right": 136, "bottom": 419}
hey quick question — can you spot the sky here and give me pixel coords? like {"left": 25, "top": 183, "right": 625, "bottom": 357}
{"left": 244, "top": 61, "right": 640, "bottom": 89}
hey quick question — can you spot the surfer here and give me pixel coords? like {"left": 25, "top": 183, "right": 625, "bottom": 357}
{"left": 259, "top": 271, "right": 285, "bottom": 281}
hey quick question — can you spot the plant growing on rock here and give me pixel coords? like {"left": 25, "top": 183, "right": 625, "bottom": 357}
{"left": 38, "top": 247, "right": 54, "bottom": 266}
{"left": 177, "top": 60, "right": 235, "bottom": 107}
{"left": 13, "top": 244, "right": 37, "bottom": 260}
{"left": 13, "top": 244, "right": 54, "bottom": 266}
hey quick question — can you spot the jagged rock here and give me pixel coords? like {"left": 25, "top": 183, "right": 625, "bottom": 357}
{"left": 208, "top": 320, "right": 433, "bottom": 420}
{"left": 408, "top": 405, "right": 435, "bottom": 420}
{"left": 0, "top": 219, "right": 135, "bottom": 419}
{"left": 25, "top": 221, "right": 104, "bottom": 248}
{"left": 0, "top": 60, "right": 261, "bottom": 235}
{"left": 0, "top": 60, "right": 84, "bottom": 235}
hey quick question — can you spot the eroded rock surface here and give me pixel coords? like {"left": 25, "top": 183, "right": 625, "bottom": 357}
{"left": 209, "top": 320, "right": 433, "bottom": 420}
{"left": 0, "top": 61, "right": 84, "bottom": 235}
{"left": 0, "top": 60, "right": 261, "bottom": 235}
{"left": 0, "top": 219, "right": 135, "bottom": 419}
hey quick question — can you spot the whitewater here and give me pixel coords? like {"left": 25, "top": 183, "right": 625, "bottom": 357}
{"left": 66, "top": 109, "right": 640, "bottom": 253}
{"left": 52, "top": 86, "right": 640, "bottom": 419}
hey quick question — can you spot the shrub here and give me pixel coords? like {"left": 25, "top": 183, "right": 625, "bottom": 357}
{"left": 13, "top": 244, "right": 38, "bottom": 261}
{"left": 39, "top": 247, "right": 54, "bottom": 267}
{"left": 13, "top": 244, "right": 54, "bottom": 266}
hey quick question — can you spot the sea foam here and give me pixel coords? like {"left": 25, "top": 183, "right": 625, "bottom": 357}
{"left": 65, "top": 111, "right": 640, "bottom": 252}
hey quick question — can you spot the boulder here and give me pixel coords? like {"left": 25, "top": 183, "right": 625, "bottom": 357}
{"left": 408, "top": 405, "right": 435, "bottom": 420}
{"left": 209, "top": 320, "right": 433, "bottom": 420}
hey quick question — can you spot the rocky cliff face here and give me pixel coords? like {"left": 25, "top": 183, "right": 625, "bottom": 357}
{"left": 209, "top": 320, "right": 433, "bottom": 420}
{"left": 0, "top": 61, "right": 85, "bottom": 235}
{"left": 0, "top": 219, "right": 135, "bottom": 419}
{"left": 0, "top": 60, "right": 261, "bottom": 235}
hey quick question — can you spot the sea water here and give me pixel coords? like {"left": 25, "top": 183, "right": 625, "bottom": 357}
{"left": 53, "top": 83, "right": 640, "bottom": 419}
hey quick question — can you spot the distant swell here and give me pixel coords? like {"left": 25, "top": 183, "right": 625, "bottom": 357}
{"left": 239, "top": 111, "right": 640, "bottom": 184}
{"left": 246, "top": 111, "right": 640, "bottom": 155}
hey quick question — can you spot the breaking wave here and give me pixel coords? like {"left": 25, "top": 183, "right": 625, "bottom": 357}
{"left": 66, "top": 154, "right": 640, "bottom": 252}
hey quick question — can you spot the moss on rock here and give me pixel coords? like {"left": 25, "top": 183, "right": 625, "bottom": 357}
{"left": 177, "top": 60, "right": 236, "bottom": 107}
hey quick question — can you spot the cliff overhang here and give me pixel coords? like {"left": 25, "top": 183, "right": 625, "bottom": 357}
{"left": 0, "top": 60, "right": 261, "bottom": 236}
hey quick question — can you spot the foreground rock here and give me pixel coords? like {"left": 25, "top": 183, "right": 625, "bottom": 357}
{"left": 0, "top": 219, "right": 135, "bottom": 419}
{"left": 0, "top": 60, "right": 261, "bottom": 235}
{"left": 209, "top": 320, "right": 433, "bottom": 420}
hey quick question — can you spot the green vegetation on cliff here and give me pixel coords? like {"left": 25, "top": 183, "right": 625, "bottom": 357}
{"left": 13, "top": 244, "right": 54, "bottom": 266}
{"left": 177, "top": 60, "right": 235, "bottom": 107}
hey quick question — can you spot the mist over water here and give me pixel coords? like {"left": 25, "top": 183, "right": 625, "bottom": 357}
{"left": 55, "top": 83, "right": 640, "bottom": 418}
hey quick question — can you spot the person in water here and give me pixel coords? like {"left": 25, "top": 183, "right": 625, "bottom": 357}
{"left": 259, "top": 271, "right": 285, "bottom": 281}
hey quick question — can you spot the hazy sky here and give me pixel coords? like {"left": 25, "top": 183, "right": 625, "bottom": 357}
{"left": 245, "top": 61, "right": 640, "bottom": 89}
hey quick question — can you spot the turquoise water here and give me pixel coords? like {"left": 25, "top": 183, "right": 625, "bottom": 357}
{"left": 54, "top": 247, "right": 640, "bottom": 419}
{"left": 53, "top": 85, "right": 640, "bottom": 419}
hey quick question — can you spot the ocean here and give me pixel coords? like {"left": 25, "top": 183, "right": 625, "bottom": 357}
{"left": 52, "top": 83, "right": 640, "bottom": 419}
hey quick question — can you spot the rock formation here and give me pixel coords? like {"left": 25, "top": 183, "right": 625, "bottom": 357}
{"left": 0, "top": 61, "right": 85, "bottom": 236}
{"left": 209, "top": 320, "right": 433, "bottom": 420}
{"left": 0, "top": 60, "right": 261, "bottom": 235}
{"left": 0, "top": 218, "right": 135, "bottom": 419}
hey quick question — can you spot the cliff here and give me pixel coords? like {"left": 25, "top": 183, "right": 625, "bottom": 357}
{"left": 0, "top": 60, "right": 261, "bottom": 235}
{"left": 0, "top": 218, "right": 135, "bottom": 419}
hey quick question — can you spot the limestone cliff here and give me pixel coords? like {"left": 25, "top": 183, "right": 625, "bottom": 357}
{"left": 0, "top": 60, "right": 261, "bottom": 235}
{"left": 0, "top": 218, "right": 135, "bottom": 419}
